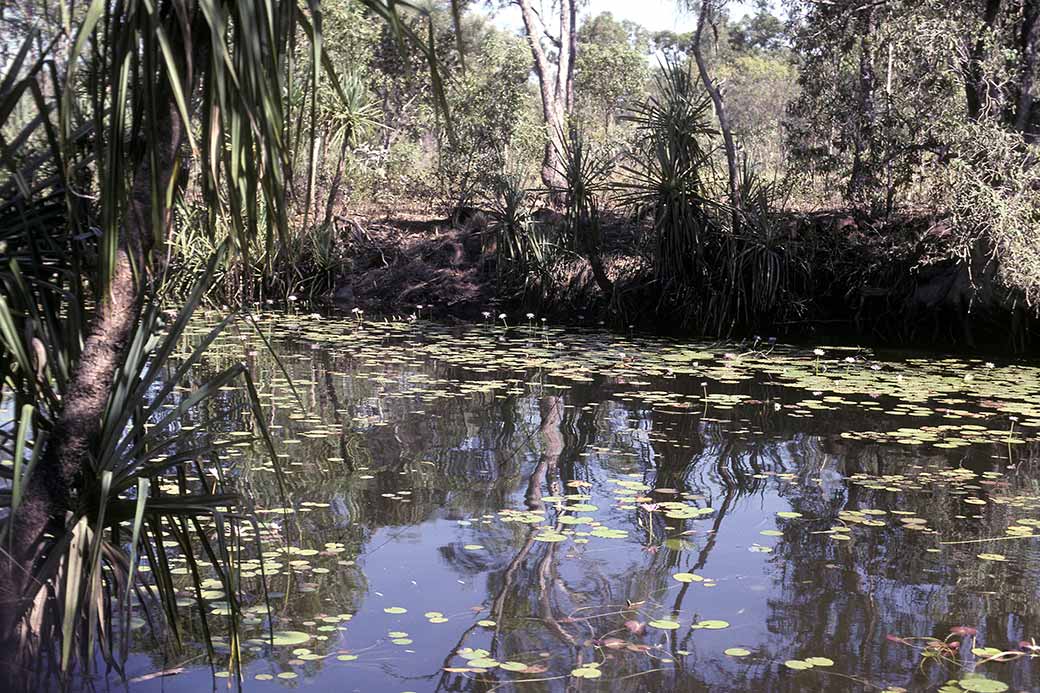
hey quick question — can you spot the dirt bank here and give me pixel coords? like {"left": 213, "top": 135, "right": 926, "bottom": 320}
{"left": 329, "top": 207, "right": 1040, "bottom": 353}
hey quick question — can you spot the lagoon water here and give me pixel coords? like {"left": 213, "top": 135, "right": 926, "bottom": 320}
{"left": 125, "top": 315, "right": 1040, "bottom": 692}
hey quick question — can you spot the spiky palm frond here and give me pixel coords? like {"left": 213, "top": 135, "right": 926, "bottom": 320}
{"left": 0, "top": 1, "right": 454, "bottom": 686}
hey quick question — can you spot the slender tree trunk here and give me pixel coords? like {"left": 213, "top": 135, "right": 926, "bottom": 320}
{"left": 691, "top": 0, "right": 741, "bottom": 230}
{"left": 525, "top": 396, "right": 563, "bottom": 511}
{"left": 563, "top": 0, "right": 577, "bottom": 113}
{"left": 514, "top": 0, "right": 576, "bottom": 195}
{"left": 1014, "top": 0, "right": 1040, "bottom": 136}
{"left": 964, "top": 0, "right": 1003, "bottom": 120}
{"left": 848, "top": 6, "right": 877, "bottom": 205}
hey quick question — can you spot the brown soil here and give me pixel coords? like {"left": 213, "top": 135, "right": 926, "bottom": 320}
{"left": 329, "top": 205, "right": 1038, "bottom": 352}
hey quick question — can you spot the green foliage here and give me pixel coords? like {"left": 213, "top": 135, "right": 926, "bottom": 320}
{"left": 730, "top": 6, "right": 790, "bottom": 53}
{"left": 618, "top": 58, "right": 721, "bottom": 290}
{"left": 439, "top": 28, "right": 537, "bottom": 209}
{"left": 718, "top": 53, "right": 797, "bottom": 178}
{"left": 487, "top": 163, "right": 544, "bottom": 282}
{"left": 613, "top": 57, "right": 801, "bottom": 334}
{"left": 552, "top": 127, "right": 614, "bottom": 261}
{"left": 0, "top": 0, "right": 451, "bottom": 684}
{"left": 787, "top": 0, "right": 1040, "bottom": 306}
{"left": 575, "top": 12, "right": 651, "bottom": 137}
{"left": 928, "top": 121, "right": 1040, "bottom": 306}
{"left": 2, "top": 239, "right": 280, "bottom": 681}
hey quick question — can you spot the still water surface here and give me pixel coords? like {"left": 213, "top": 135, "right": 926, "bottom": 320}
{"left": 128, "top": 315, "right": 1040, "bottom": 692}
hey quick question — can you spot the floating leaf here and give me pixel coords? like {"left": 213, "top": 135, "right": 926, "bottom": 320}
{"left": 692, "top": 620, "right": 729, "bottom": 630}
{"left": 271, "top": 631, "right": 311, "bottom": 646}
{"left": 958, "top": 678, "right": 1009, "bottom": 692}
{"left": 971, "top": 647, "right": 1003, "bottom": 657}
{"left": 571, "top": 665, "right": 602, "bottom": 679}
{"left": 724, "top": 648, "right": 751, "bottom": 657}
{"left": 977, "top": 553, "right": 1007, "bottom": 562}
{"left": 499, "top": 661, "right": 528, "bottom": 672}
{"left": 805, "top": 657, "right": 834, "bottom": 666}
{"left": 648, "top": 619, "right": 681, "bottom": 630}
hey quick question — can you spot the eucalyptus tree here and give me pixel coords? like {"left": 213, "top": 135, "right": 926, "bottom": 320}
{"left": 686, "top": 0, "right": 743, "bottom": 230}
{"left": 511, "top": 0, "right": 580, "bottom": 191}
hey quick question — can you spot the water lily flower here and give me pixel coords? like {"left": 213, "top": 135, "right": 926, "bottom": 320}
{"left": 813, "top": 348, "right": 825, "bottom": 357}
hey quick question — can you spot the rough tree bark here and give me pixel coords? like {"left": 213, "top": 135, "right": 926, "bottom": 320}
{"left": 514, "top": 0, "right": 577, "bottom": 193}
{"left": 1013, "top": 0, "right": 1040, "bottom": 136}
{"left": 1, "top": 3, "right": 195, "bottom": 646}
{"left": 964, "top": 0, "right": 1003, "bottom": 121}
{"left": 848, "top": 5, "right": 878, "bottom": 205}
{"left": 690, "top": 0, "right": 742, "bottom": 230}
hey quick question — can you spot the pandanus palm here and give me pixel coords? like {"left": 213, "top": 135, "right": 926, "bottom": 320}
{"left": 0, "top": 0, "right": 452, "bottom": 686}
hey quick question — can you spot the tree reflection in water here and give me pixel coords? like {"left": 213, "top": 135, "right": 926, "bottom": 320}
{"left": 118, "top": 326, "right": 1040, "bottom": 693}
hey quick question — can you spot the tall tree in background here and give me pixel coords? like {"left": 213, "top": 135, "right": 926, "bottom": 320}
{"left": 688, "top": 0, "right": 743, "bottom": 228}
{"left": 575, "top": 12, "right": 651, "bottom": 134}
{"left": 513, "top": 0, "right": 579, "bottom": 191}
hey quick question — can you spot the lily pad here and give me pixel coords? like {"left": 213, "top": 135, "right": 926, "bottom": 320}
{"left": 271, "top": 631, "right": 311, "bottom": 646}
{"left": 648, "top": 619, "right": 681, "bottom": 630}
{"left": 958, "top": 678, "right": 1009, "bottom": 692}
{"left": 784, "top": 659, "right": 813, "bottom": 670}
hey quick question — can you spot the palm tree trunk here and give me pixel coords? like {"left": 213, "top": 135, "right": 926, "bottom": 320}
{"left": 1, "top": 15, "right": 193, "bottom": 652}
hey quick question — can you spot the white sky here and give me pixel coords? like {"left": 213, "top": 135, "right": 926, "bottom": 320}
{"left": 486, "top": 1, "right": 757, "bottom": 35}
